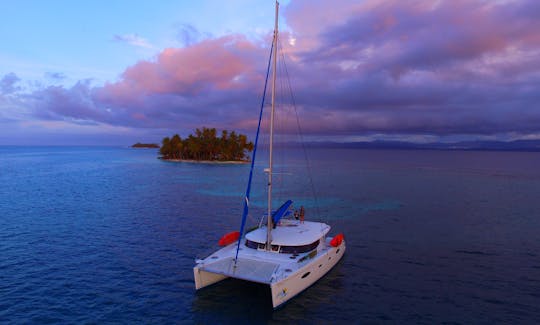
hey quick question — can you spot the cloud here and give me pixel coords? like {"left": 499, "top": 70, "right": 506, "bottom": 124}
{"left": 113, "top": 33, "right": 154, "bottom": 49}
{"left": 9, "top": 35, "right": 267, "bottom": 132}
{"left": 118, "top": 35, "right": 262, "bottom": 95}
{"left": 44, "top": 72, "right": 66, "bottom": 80}
{"left": 317, "top": 0, "right": 540, "bottom": 76}
{"left": 29, "top": 80, "right": 103, "bottom": 124}
{"left": 3, "top": 0, "right": 540, "bottom": 144}
{"left": 1, "top": 72, "right": 21, "bottom": 94}
{"left": 279, "top": 0, "right": 540, "bottom": 135}
{"left": 177, "top": 23, "right": 207, "bottom": 47}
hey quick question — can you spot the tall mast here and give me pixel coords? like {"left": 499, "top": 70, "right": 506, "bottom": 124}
{"left": 267, "top": 0, "right": 279, "bottom": 250}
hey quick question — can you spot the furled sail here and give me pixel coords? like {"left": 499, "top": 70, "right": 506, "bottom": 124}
{"left": 234, "top": 42, "right": 274, "bottom": 264}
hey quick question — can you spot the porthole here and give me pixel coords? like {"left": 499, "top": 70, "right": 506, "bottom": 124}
{"left": 336, "top": 249, "right": 340, "bottom": 254}
{"left": 301, "top": 272, "right": 311, "bottom": 279}
{"left": 318, "top": 264, "right": 322, "bottom": 268}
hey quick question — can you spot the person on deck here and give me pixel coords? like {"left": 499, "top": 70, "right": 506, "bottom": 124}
{"left": 299, "top": 206, "right": 305, "bottom": 223}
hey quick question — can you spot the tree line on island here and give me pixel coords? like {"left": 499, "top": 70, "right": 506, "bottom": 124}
{"left": 160, "top": 127, "right": 254, "bottom": 161}
{"left": 132, "top": 142, "right": 159, "bottom": 148}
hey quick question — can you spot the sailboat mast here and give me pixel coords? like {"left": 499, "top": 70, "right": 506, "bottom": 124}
{"left": 267, "top": 0, "right": 279, "bottom": 250}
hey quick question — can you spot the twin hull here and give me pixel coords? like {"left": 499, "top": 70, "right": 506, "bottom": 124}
{"left": 194, "top": 238, "right": 346, "bottom": 308}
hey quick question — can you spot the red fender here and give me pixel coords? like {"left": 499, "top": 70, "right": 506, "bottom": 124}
{"left": 330, "top": 233, "right": 344, "bottom": 247}
{"left": 218, "top": 231, "right": 240, "bottom": 246}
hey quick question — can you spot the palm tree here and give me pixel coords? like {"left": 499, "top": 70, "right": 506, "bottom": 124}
{"left": 160, "top": 137, "right": 171, "bottom": 158}
{"left": 170, "top": 134, "right": 181, "bottom": 159}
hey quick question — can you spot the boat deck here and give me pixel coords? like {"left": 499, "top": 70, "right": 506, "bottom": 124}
{"left": 197, "top": 234, "right": 333, "bottom": 284}
{"left": 246, "top": 220, "right": 330, "bottom": 246}
{"left": 202, "top": 257, "right": 279, "bottom": 284}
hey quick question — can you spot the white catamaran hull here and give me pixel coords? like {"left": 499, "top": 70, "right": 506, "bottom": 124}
{"left": 194, "top": 237, "right": 345, "bottom": 308}
{"left": 194, "top": 268, "right": 228, "bottom": 289}
{"left": 270, "top": 240, "right": 345, "bottom": 308}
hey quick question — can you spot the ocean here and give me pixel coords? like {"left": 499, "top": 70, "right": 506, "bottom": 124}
{"left": 1, "top": 146, "right": 539, "bottom": 323}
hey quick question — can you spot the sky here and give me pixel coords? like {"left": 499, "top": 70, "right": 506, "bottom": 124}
{"left": 1, "top": 0, "right": 539, "bottom": 145}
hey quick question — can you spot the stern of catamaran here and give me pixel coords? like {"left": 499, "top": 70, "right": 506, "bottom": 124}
{"left": 194, "top": 253, "right": 284, "bottom": 291}
{"left": 195, "top": 256, "right": 278, "bottom": 286}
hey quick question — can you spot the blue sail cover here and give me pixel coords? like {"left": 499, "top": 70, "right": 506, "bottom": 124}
{"left": 272, "top": 200, "right": 293, "bottom": 225}
{"left": 234, "top": 42, "right": 274, "bottom": 264}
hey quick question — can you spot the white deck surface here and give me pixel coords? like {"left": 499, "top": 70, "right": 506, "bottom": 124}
{"left": 202, "top": 257, "right": 279, "bottom": 284}
{"left": 245, "top": 220, "right": 330, "bottom": 246}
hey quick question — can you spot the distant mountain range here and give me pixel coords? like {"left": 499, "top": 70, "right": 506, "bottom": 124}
{"left": 308, "top": 139, "right": 540, "bottom": 151}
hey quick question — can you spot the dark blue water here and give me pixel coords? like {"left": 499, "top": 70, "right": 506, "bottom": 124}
{"left": 1, "top": 146, "right": 540, "bottom": 323}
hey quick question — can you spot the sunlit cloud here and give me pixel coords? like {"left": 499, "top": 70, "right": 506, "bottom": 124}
{"left": 288, "top": 35, "right": 296, "bottom": 46}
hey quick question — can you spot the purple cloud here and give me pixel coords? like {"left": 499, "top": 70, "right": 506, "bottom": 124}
{"left": 44, "top": 72, "right": 67, "bottom": 81}
{"left": 282, "top": 0, "right": 540, "bottom": 135}
{"left": 1, "top": 73, "right": 21, "bottom": 94}
{"left": 177, "top": 23, "right": 206, "bottom": 47}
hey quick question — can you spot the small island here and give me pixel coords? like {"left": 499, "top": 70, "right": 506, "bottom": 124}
{"left": 159, "top": 127, "right": 254, "bottom": 162}
{"left": 132, "top": 142, "right": 160, "bottom": 148}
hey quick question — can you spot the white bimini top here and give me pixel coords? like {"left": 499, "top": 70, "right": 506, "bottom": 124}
{"left": 245, "top": 220, "right": 330, "bottom": 246}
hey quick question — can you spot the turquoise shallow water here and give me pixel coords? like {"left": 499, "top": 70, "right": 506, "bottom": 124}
{"left": 1, "top": 146, "right": 540, "bottom": 323}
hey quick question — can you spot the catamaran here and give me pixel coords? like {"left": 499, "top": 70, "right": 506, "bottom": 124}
{"left": 193, "top": 1, "right": 346, "bottom": 309}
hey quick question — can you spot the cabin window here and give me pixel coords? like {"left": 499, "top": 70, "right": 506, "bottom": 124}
{"left": 301, "top": 272, "right": 311, "bottom": 279}
{"left": 245, "top": 239, "right": 267, "bottom": 250}
{"left": 245, "top": 239, "right": 258, "bottom": 249}
{"left": 245, "top": 239, "right": 320, "bottom": 254}
{"left": 280, "top": 240, "right": 320, "bottom": 254}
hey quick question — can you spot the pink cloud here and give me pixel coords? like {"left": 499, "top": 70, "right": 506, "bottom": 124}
{"left": 108, "top": 35, "right": 263, "bottom": 97}
{"left": 287, "top": 0, "right": 539, "bottom": 77}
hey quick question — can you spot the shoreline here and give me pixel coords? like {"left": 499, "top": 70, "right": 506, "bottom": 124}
{"left": 159, "top": 158, "right": 249, "bottom": 164}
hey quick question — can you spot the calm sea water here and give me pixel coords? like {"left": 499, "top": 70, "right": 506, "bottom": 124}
{"left": 1, "top": 146, "right": 540, "bottom": 323}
